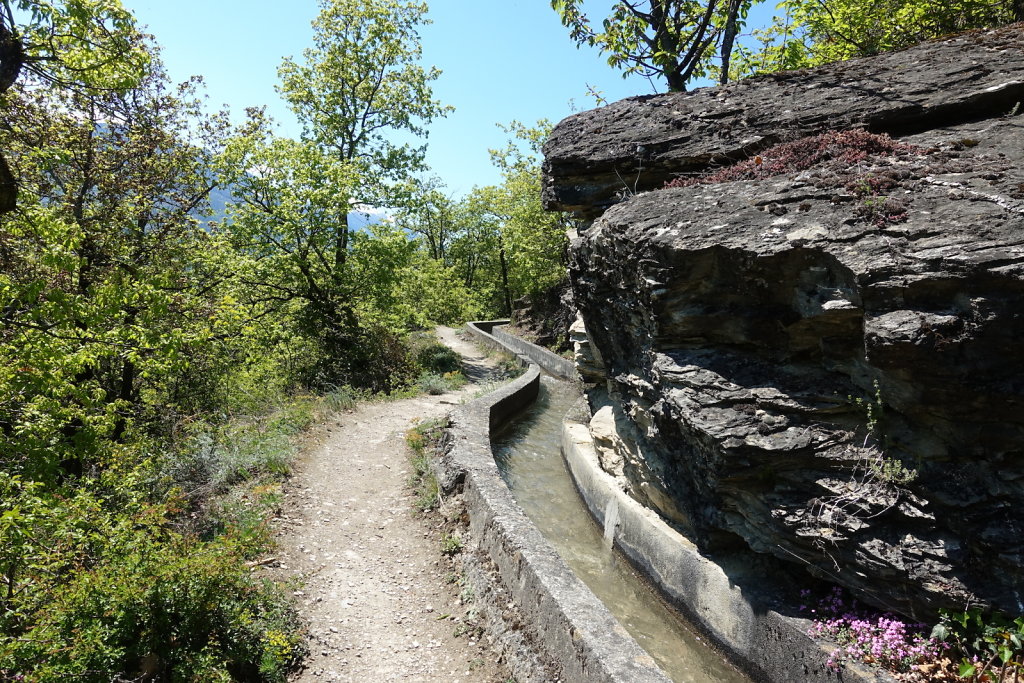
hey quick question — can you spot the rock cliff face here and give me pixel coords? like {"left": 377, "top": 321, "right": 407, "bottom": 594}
{"left": 546, "top": 25, "right": 1024, "bottom": 620}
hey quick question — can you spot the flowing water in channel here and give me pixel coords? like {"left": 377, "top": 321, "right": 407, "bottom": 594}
{"left": 492, "top": 376, "right": 748, "bottom": 683}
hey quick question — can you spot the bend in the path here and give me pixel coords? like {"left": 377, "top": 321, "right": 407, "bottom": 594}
{"left": 277, "top": 326, "right": 506, "bottom": 683}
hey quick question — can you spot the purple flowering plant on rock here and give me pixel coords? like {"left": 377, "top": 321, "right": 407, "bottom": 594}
{"left": 803, "top": 586, "right": 942, "bottom": 672}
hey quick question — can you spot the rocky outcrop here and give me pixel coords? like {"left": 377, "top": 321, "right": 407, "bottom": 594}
{"left": 546, "top": 24, "right": 1024, "bottom": 620}
{"left": 543, "top": 25, "right": 1024, "bottom": 218}
{"left": 510, "top": 279, "right": 576, "bottom": 354}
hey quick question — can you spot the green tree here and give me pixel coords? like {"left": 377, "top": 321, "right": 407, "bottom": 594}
{"left": 461, "top": 184, "right": 514, "bottom": 315}
{"left": 219, "top": 122, "right": 449, "bottom": 389}
{"left": 551, "top": 0, "right": 752, "bottom": 91}
{"left": 215, "top": 119, "right": 372, "bottom": 388}
{"left": 0, "top": 58, "right": 232, "bottom": 479}
{"left": 491, "top": 122, "right": 572, "bottom": 299}
{"left": 277, "top": 0, "right": 450, "bottom": 271}
{"left": 452, "top": 121, "right": 572, "bottom": 317}
{"left": 394, "top": 176, "right": 460, "bottom": 264}
{"left": 735, "top": 0, "right": 1021, "bottom": 76}
{"left": 451, "top": 185, "right": 504, "bottom": 303}
{"left": 0, "top": 21, "right": 307, "bottom": 683}
{"left": 222, "top": 0, "right": 451, "bottom": 388}
{"left": 0, "top": 0, "right": 148, "bottom": 212}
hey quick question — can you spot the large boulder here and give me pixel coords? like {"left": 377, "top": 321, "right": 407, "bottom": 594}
{"left": 547, "top": 24, "right": 1024, "bottom": 620}
{"left": 543, "top": 25, "right": 1024, "bottom": 218}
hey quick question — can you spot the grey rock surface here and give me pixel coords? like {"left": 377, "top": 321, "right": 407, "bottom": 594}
{"left": 543, "top": 25, "right": 1024, "bottom": 218}
{"left": 552, "top": 25, "right": 1024, "bottom": 620}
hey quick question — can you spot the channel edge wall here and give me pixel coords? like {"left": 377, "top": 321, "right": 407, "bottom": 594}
{"left": 437, "top": 320, "right": 670, "bottom": 682}
{"left": 448, "top": 320, "right": 890, "bottom": 683}
{"left": 561, "top": 424, "right": 887, "bottom": 683}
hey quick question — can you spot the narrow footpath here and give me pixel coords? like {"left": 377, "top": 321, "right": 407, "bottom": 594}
{"left": 274, "top": 327, "right": 508, "bottom": 683}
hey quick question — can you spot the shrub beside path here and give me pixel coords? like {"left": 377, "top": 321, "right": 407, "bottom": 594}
{"left": 276, "top": 326, "right": 508, "bottom": 682}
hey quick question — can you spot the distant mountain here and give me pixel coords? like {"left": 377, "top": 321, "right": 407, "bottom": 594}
{"left": 206, "top": 184, "right": 234, "bottom": 224}
{"left": 198, "top": 184, "right": 390, "bottom": 231}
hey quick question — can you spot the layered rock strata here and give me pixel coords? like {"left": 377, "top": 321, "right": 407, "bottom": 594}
{"left": 547, "top": 25, "right": 1024, "bottom": 620}
{"left": 543, "top": 26, "right": 1024, "bottom": 218}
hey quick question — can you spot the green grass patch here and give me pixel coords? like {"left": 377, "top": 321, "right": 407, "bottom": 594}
{"left": 406, "top": 417, "right": 447, "bottom": 514}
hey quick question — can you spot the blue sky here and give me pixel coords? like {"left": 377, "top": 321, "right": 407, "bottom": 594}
{"left": 121, "top": 1, "right": 775, "bottom": 197}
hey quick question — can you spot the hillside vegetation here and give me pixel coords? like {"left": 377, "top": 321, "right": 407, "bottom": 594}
{"left": 2, "top": 0, "right": 1020, "bottom": 679}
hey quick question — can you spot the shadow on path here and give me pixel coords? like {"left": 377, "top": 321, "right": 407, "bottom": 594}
{"left": 434, "top": 325, "right": 501, "bottom": 385}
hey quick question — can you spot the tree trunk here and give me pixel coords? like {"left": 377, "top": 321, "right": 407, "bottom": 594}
{"left": 0, "top": 22, "right": 24, "bottom": 95}
{"left": 110, "top": 357, "right": 136, "bottom": 442}
{"left": 334, "top": 209, "right": 350, "bottom": 286}
{"left": 719, "top": 0, "right": 742, "bottom": 84}
{"left": 0, "top": 23, "right": 23, "bottom": 214}
{"left": 498, "top": 238, "right": 512, "bottom": 317}
{"left": 666, "top": 68, "right": 687, "bottom": 92}
{"left": 0, "top": 152, "right": 15, "bottom": 214}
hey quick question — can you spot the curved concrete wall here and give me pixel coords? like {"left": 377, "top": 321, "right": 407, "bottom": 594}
{"left": 440, "top": 323, "right": 670, "bottom": 683}
{"left": 562, "top": 424, "right": 889, "bottom": 683}
{"left": 466, "top": 320, "right": 577, "bottom": 381}
{"left": 491, "top": 326, "right": 577, "bottom": 380}
{"left": 448, "top": 322, "right": 889, "bottom": 683}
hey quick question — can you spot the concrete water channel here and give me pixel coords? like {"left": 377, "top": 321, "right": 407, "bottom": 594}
{"left": 492, "top": 375, "right": 748, "bottom": 682}
{"left": 445, "top": 321, "right": 876, "bottom": 683}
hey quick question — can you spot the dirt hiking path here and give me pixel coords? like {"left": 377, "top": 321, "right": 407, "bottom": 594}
{"left": 275, "top": 326, "right": 509, "bottom": 683}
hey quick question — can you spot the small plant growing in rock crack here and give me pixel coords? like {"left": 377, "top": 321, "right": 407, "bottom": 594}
{"left": 809, "top": 381, "right": 917, "bottom": 543}
{"left": 441, "top": 532, "right": 463, "bottom": 556}
{"left": 855, "top": 195, "right": 910, "bottom": 227}
{"left": 849, "top": 380, "right": 918, "bottom": 487}
{"left": 845, "top": 171, "right": 911, "bottom": 227}
{"left": 866, "top": 454, "right": 918, "bottom": 487}
{"left": 664, "top": 130, "right": 921, "bottom": 189}
{"left": 613, "top": 147, "right": 645, "bottom": 198}
{"left": 405, "top": 417, "right": 447, "bottom": 513}
{"left": 663, "top": 130, "right": 924, "bottom": 227}
{"left": 454, "top": 619, "right": 484, "bottom": 639}
{"left": 852, "top": 379, "right": 885, "bottom": 435}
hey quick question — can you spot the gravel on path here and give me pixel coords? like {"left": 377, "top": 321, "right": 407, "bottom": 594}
{"left": 276, "top": 326, "right": 510, "bottom": 683}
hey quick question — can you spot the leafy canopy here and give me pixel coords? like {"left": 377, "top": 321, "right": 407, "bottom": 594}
{"left": 734, "top": 0, "right": 1022, "bottom": 76}
{"left": 555, "top": 0, "right": 1023, "bottom": 91}
{"left": 551, "top": 0, "right": 752, "bottom": 91}
{"left": 0, "top": 58, "right": 236, "bottom": 479}
{"left": 0, "top": 0, "right": 149, "bottom": 213}
{"left": 277, "top": 0, "right": 451, "bottom": 192}
{"left": 0, "top": 0, "right": 148, "bottom": 92}
{"left": 218, "top": 0, "right": 453, "bottom": 390}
